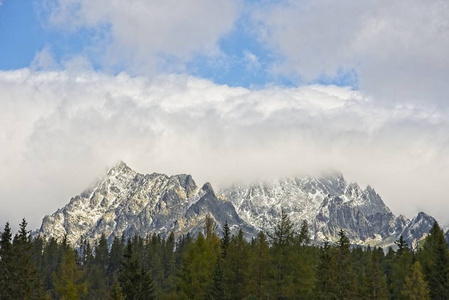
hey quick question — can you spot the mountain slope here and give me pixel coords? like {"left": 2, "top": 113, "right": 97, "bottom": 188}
{"left": 36, "top": 163, "right": 436, "bottom": 248}
{"left": 37, "top": 162, "right": 254, "bottom": 246}
{"left": 221, "top": 172, "right": 430, "bottom": 247}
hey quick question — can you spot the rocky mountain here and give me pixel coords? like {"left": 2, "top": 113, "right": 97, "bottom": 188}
{"left": 36, "top": 162, "right": 436, "bottom": 248}
{"left": 221, "top": 173, "right": 434, "bottom": 248}
{"left": 36, "top": 162, "right": 254, "bottom": 246}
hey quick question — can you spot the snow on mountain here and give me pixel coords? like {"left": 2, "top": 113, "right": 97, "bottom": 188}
{"left": 36, "top": 162, "right": 254, "bottom": 246}
{"left": 221, "top": 172, "right": 428, "bottom": 247}
{"left": 36, "top": 163, "right": 436, "bottom": 248}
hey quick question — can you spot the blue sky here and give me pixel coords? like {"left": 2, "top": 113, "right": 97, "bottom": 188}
{"left": 0, "top": 0, "right": 352, "bottom": 88}
{"left": 1, "top": 0, "right": 449, "bottom": 229}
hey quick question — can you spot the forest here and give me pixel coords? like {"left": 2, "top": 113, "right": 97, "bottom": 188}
{"left": 0, "top": 212, "right": 448, "bottom": 300}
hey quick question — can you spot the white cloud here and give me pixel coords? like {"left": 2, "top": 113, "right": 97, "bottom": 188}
{"left": 243, "top": 50, "right": 261, "bottom": 72}
{"left": 253, "top": 0, "right": 449, "bottom": 105}
{"left": 1, "top": 70, "right": 449, "bottom": 229}
{"left": 31, "top": 47, "right": 58, "bottom": 71}
{"left": 45, "top": 0, "right": 239, "bottom": 72}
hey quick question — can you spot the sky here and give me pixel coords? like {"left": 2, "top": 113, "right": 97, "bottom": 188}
{"left": 1, "top": 0, "right": 449, "bottom": 231}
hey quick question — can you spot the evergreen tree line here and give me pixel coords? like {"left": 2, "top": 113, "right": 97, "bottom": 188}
{"left": 1, "top": 213, "right": 449, "bottom": 299}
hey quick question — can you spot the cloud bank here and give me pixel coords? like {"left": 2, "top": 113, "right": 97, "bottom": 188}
{"left": 1, "top": 70, "right": 449, "bottom": 229}
{"left": 44, "top": 0, "right": 239, "bottom": 73}
{"left": 253, "top": 0, "right": 449, "bottom": 105}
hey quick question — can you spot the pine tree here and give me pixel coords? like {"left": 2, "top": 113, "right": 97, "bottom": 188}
{"left": 177, "top": 231, "right": 219, "bottom": 299}
{"left": 145, "top": 233, "right": 164, "bottom": 293}
{"left": 119, "top": 240, "right": 156, "bottom": 300}
{"left": 401, "top": 261, "right": 430, "bottom": 300}
{"left": 41, "top": 237, "right": 65, "bottom": 293}
{"left": 366, "top": 248, "right": 389, "bottom": 300}
{"left": 10, "top": 218, "right": 44, "bottom": 299}
{"left": 109, "top": 280, "right": 125, "bottom": 300}
{"left": 335, "top": 229, "right": 357, "bottom": 299}
{"left": 418, "top": 221, "right": 449, "bottom": 299}
{"left": 224, "top": 228, "right": 249, "bottom": 299}
{"left": 53, "top": 248, "right": 88, "bottom": 300}
{"left": 246, "top": 231, "right": 271, "bottom": 299}
{"left": 208, "top": 259, "right": 226, "bottom": 300}
{"left": 162, "top": 231, "right": 177, "bottom": 292}
{"left": 108, "top": 236, "right": 124, "bottom": 284}
{"left": 390, "top": 236, "right": 413, "bottom": 299}
{"left": 270, "top": 210, "right": 295, "bottom": 299}
{"left": 291, "top": 220, "right": 316, "bottom": 298}
{"left": 221, "top": 221, "right": 231, "bottom": 259}
{"left": 297, "top": 220, "right": 310, "bottom": 246}
{"left": 84, "top": 234, "right": 109, "bottom": 299}
{"left": 0, "top": 222, "right": 13, "bottom": 299}
{"left": 315, "top": 241, "right": 338, "bottom": 299}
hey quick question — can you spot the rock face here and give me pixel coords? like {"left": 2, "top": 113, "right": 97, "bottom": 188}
{"left": 221, "top": 172, "right": 432, "bottom": 248}
{"left": 36, "top": 163, "right": 436, "bottom": 248}
{"left": 36, "top": 162, "right": 254, "bottom": 246}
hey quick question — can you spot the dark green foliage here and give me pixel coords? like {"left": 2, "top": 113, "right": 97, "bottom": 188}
{"left": 365, "top": 248, "right": 389, "bottom": 299}
{"left": 270, "top": 210, "right": 295, "bottom": 298}
{"left": 246, "top": 231, "right": 271, "bottom": 299}
{"left": 315, "top": 241, "right": 338, "bottom": 299}
{"left": 119, "top": 240, "right": 156, "bottom": 300}
{"left": 177, "top": 230, "right": 220, "bottom": 299}
{"left": 53, "top": 247, "right": 88, "bottom": 300}
{"left": 1, "top": 219, "right": 44, "bottom": 299}
{"left": 208, "top": 260, "right": 226, "bottom": 300}
{"left": 401, "top": 261, "right": 430, "bottom": 300}
{"left": 297, "top": 220, "right": 310, "bottom": 246}
{"left": 335, "top": 229, "right": 357, "bottom": 299}
{"left": 0, "top": 222, "right": 14, "bottom": 299}
{"left": 2, "top": 219, "right": 449, "bottom": 300}
{"left": 417, "top": 221, "right": 449, "bottom": 299}
{"left": 223, "top": 228, "right": 249, "bottom": 299}
{"left": 108, "top": 236, "right": 124, "bottom": 283}
{"left": 221, "top": 221, "right": 231, "bottom": 259}
{"left": 389, "top": 236, "right": 413, "bottom": 299}
{"left": 109, "top": 280, "right": 125, "bottom": 300}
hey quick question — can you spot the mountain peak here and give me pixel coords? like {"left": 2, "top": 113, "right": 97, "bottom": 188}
{"left": 107, "top": 161, "right": 132, "bottom": 175}
{"left": 201, "top": 182, "right": 215, "bottom": 196}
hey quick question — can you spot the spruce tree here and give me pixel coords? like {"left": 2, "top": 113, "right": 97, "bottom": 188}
{"left": 315, "top": 241, "right": 338, "bottom": 299}
{"left": 53, "top": 248, "right": 88, "bottom": 300}
{"left": 401, "top": 261, "right": 430, "bottom": 300}
{"left": 109, "top": 280, "right": 125, "bottom": 300}
{"left": 41, "top": 237, "right": 64, "bottom": 293}
{"left": 390, "top": 236, "right": 413, "bottom": 299}
{"left": 177, "top": 231, "right": 219, "bottom": 299}
{"left": 162, "top": 231, "right": 177, "bottom": 292}
{"left": 224, "top": 228, "right": 249, "bottom": 299}
{"left": 209, "top": 259, "right": 226, "bottom": 300}
{"left": 84, "top": 234, "right": 109, "bottom": 299}
{"left": 335, "top": 229, "right": 357, "bottom": 299}
{"left": 270, "top": 210, "right": 295, "bottom": 299}
{"left": 221, "top": 221, "right": 231, "bottom": 259}
{"left": 246, "top": 231, "right": 271, "bottom": 299}
{"left": 108, "top": 236, "right": 124, "bottom": 284}
{"left": 291, "top": 220, "right": 316, "bottom": 298}
{"left": 297, "top": 220, "right": 310, "bottom": 246}
{"left": 119, "top": 240, "right": 156, "bottom": 299}
{"left": 418, "top": 221, "right": 449, "bottom": 299}
{"left": 366, "top": 248, "right": 389, "bottom": 300}
{"left": 10, "top": 218, "right": 44, "bottom": 299}
{"left": 0, "top": 222, "right": 13, "bottom": 299}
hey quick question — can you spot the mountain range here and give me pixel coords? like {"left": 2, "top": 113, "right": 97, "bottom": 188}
{"left": 35, "top": 162, "right": 438, "bottom": 249}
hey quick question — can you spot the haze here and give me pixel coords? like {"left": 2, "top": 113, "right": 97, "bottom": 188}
{"left": 1, "top": 0, "right": 448, "bottom": 230}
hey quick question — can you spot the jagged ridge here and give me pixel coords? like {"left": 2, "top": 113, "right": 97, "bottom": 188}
{"left": 36, "top": 162, "right": 436, "bottom": 248}
{"left": 37, "top": 162, "right": 254, "bottom": 246}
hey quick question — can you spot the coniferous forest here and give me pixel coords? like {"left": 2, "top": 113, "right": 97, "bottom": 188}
{"left": 1, "top": 213, "right": 448, "bottom": 299}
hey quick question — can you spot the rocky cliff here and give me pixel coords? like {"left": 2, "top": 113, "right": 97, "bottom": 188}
{"left": 36, "top": 162, "right": 436, "bottom": 248}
